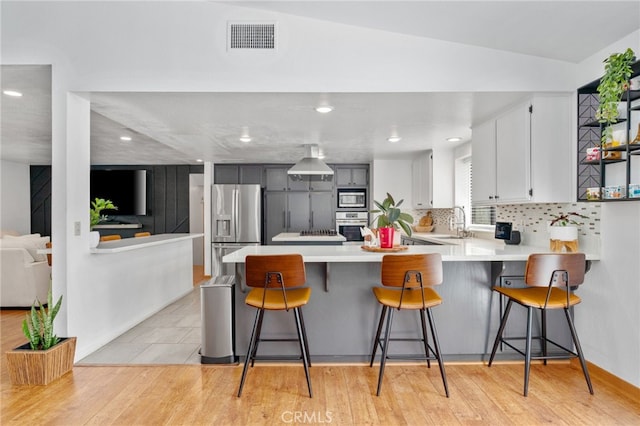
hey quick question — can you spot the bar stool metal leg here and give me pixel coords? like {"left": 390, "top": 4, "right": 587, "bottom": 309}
{"left": 297, "top": 308, "right": 312, "bottom": 367}
{"left": 238, "top": 308, "right": 262, "bottom": 397}
{"left": 523, "top": 306, "right": 533, "bottom": 396}
{"left": 250, "top": 309, "right": 265, "bottom": 368}
{"left": 542, "top": 309, "right": 548, "bottom": 366}
{"left": 376, "top": 308, "right": 394, "bottom": 396}
{"left": 419, "top": 309, "right": 431, "bottom": 369}
{"left": 370, "top": 305, "right": 387, "bottom": 367}
{"left": 294, "top": 307, "right": 313, "bottom": 398}
{"left": 426, "top": 308, "right": 449, "bottom": 397}
{"left": 489, "top": 299, "right": 513, "bottom": 366}
{"left": 564, "top": 308, "right": 594, "bottom": 394}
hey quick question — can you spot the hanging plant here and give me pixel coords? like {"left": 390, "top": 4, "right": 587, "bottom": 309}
{"left": 595, "top": 48, "right": 635, "bottom": 145}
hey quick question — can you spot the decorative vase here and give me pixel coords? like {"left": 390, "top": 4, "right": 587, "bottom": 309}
{"left": 89, "top": 231, "right": 100, "bottom": 248}
{"left": 379, "top": 227, "right": 394, "bottom": 248}
{"left": 549, "top": 226, "right": 579, "bottom": 253}
{"left": 5, "top": 337, "right": 76, "bottom": 385}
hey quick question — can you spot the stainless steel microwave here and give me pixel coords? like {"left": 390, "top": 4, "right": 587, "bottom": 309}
{"left": 337, "top": 189, "right": 366, "bottom": 208}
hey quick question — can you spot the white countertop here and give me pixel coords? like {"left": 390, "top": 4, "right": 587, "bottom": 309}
{"left": 223, "top": 234, "right": 600, "bottom": 263}
{"left": 91, "top": 233, "right": 203, "bottom": 253}
{"left": 272, "top": 232, "right": 347, "bottom": 242}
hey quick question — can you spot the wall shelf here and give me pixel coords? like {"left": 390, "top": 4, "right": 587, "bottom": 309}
{"left": 576, "top": 60, "right": 640, "bottom": 201}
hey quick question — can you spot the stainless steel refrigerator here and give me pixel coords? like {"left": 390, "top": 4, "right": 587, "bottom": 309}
{"left": 211, "top": 184, "right": 262, "bottom": 277}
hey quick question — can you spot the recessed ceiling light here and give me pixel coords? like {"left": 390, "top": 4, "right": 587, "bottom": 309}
{"left": 315, "top": 105, "right": 333, "bottom": 114}
{"left": 239, "top": 136, "right": 252, "bottom": 143}
{"left": 387, "top": 136, "right": 402, "bottom": 143}
{"left": 3, "top": 90, "right": 22, "bottom": 97}
{"left": 120, "top": 136, "right": 132, "bottom": 141}
{"left": 196, "top": 159, "right": 203, "bottom": 163}
{"left": 446, "top": 137, "right": 462, "bottom": 142}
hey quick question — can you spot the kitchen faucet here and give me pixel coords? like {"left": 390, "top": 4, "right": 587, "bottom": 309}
{"left": 450, "top": 206, "right": 471, "bottom": 238}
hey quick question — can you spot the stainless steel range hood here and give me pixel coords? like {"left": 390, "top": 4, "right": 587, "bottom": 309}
{"left": 287, "top": 144, "right": 334, "bottom": 181}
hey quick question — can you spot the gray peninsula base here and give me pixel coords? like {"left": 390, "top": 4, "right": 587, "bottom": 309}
{"left": 232, "top": 261, "right": 572, "bottom": 363}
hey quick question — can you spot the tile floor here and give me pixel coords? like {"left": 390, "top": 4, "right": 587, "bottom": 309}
{"left": 78, "top": 287, "right": 203, "bottom": 365}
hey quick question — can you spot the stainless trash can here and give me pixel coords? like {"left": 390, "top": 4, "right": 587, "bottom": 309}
{"left": 200, "top": 275, "right": 236, "bottom": 364}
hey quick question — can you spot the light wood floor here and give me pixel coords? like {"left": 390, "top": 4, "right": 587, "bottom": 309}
{"left": 2, "top": 313, "right": 639, "bottom": 425}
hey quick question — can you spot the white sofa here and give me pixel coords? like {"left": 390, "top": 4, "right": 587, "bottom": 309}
{"left": 0, "top": 234, "right": 51, "bottom": 308}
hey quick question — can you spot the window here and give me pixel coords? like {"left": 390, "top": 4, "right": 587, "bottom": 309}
{"left": 455, "top": 155, "right": 495, "bottom": 227}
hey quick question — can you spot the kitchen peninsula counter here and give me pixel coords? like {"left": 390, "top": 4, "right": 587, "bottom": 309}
{"left": 91, "top": 233, "right": 203, "bottom": 253}
{"left": 223, "top": 239, "right": 599, "bottom": 363}
{"left": 223, "top": 237, "right": 600, "bottom": 263}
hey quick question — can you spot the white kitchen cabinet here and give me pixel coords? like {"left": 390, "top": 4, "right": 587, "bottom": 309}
{"left": 471, "top": 94, "right": 572, "bottom": 205}
{"left": 495, "top": 101, "right": 531, "bottom": 203}
{"left": 412, "top": 150, "right": 432, "bottom": 209}
{"left": 412, "top": 149, "right": 453, "bottom": 209}
{"left": 472, "top": 120, "right": 497, "bottom": 203}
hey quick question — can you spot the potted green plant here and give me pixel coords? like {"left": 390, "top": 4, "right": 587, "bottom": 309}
{"left": 5, "top": 289, "right": 76, "bottom": 385}
{"left": 370, "top": 193, "right": 414, "bottom": 248}
{"left": 548, "top": 212, "right": 588, "bottom": 253}
{"left": 596, "top": 48, "right": 636, "bottom": 146}
{"left": 89, "top": 198, "right": 117, "bottom": 247}
{"left": 90, "top": 197, "right": 117, "bottom": 228}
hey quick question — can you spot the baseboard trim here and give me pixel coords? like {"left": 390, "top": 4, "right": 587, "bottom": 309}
{"left": 572, "top": 358, "right": 640, "bottom": 395}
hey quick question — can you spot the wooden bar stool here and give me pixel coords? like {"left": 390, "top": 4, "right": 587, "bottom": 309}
{"left": 488, "top": 252, "right": 593, "bottom": 396}
{"left": 100, "top": 234, "right": 121, "bottom": 242}
{"left": 237, "top": 254, "right": 313, "bottom": 398}
{"left": 370, "top": 253, "right": 449, "bottom": 397}
{"left": 134, "top": 232, "right": 151, "bottom": 238}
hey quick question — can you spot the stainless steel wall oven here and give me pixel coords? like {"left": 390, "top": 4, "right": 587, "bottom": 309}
{"left": 335, "top": 211, "right": 368, "bottom": 243}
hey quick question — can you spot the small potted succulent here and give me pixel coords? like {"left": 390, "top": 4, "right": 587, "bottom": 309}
{"left": 370, "top": 193, "right": 414, "bottom": 248}
{"left": 548, "top": 212, "right": 588, "bottom": 253}
{"left": 5, "top": 289, "right": 77, "bottom": 385}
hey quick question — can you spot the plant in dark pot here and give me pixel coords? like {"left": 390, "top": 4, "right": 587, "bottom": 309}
{"left": 5, "top": 289, "right": 76, "bottom": 385}
{"left": 596, "top": 48, "right": 635, "bottom": 147}
{"left": 370, "top": 193, "right": 414, "bottom": 248}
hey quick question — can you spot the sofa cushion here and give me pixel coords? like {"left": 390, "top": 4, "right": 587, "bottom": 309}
{"left": 0, "top": 230, "right": 21, "bottom": 238}
{"left": 0, "top": 235, "right": 49, "bottom": 262}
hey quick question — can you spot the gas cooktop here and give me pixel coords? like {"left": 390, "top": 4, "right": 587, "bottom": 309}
{"left": 299, "top": 229, "right": 337, "bottom": 236}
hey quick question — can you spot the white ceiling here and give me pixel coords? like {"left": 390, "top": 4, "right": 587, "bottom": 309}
{"left": 1, "top": 1, "right": 639, "bottom": 166}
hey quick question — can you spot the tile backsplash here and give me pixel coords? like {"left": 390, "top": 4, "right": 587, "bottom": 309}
{"left": 496, "top": 202, "right": 601, "bottom": 237}
{"left": 408, "top": 202, "right": 601, "bottom": 253}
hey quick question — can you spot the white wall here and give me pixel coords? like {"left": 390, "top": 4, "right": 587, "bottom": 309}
{"left": 574, "top": 29, "right": 640, "bottom": 387}
{"left": 1, "top": 3, "right": 639, "bottom": 382}
{"left": 0, "top": 160, "right": 31, "bottom": 235}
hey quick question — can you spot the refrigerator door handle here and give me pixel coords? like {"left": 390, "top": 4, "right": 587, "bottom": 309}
{"left": 232, "top": 187, "right": 238, "bottom": 240}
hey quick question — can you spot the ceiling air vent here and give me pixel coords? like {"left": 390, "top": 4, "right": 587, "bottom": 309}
{"left": 228, "top": 22, "right": 276, "bottom": 50}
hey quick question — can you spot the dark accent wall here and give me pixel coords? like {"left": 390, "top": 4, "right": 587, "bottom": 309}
{"left": 30, "top": 166, "right": 52, "bottom": 236}
{"left": 29, "top": 165, "right": 203, "bottom": 237}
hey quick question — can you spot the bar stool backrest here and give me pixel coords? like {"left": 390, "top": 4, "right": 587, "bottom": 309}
{"left": 245, "top": 254, "right": 306, "bottom": 289}
{"left": 381, "top": 254, "right": 443, "bottom": 288}
{"left": 525, "top": 253, "right": 586, "bottom": 288}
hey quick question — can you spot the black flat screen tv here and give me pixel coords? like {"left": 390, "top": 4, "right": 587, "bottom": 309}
{"left": 90, "top": 169, "right": 148, "bottom": 216}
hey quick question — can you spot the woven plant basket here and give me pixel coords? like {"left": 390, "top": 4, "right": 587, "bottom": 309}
{"left": 5, "top": 337, "right": 76, "bottom": 385}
